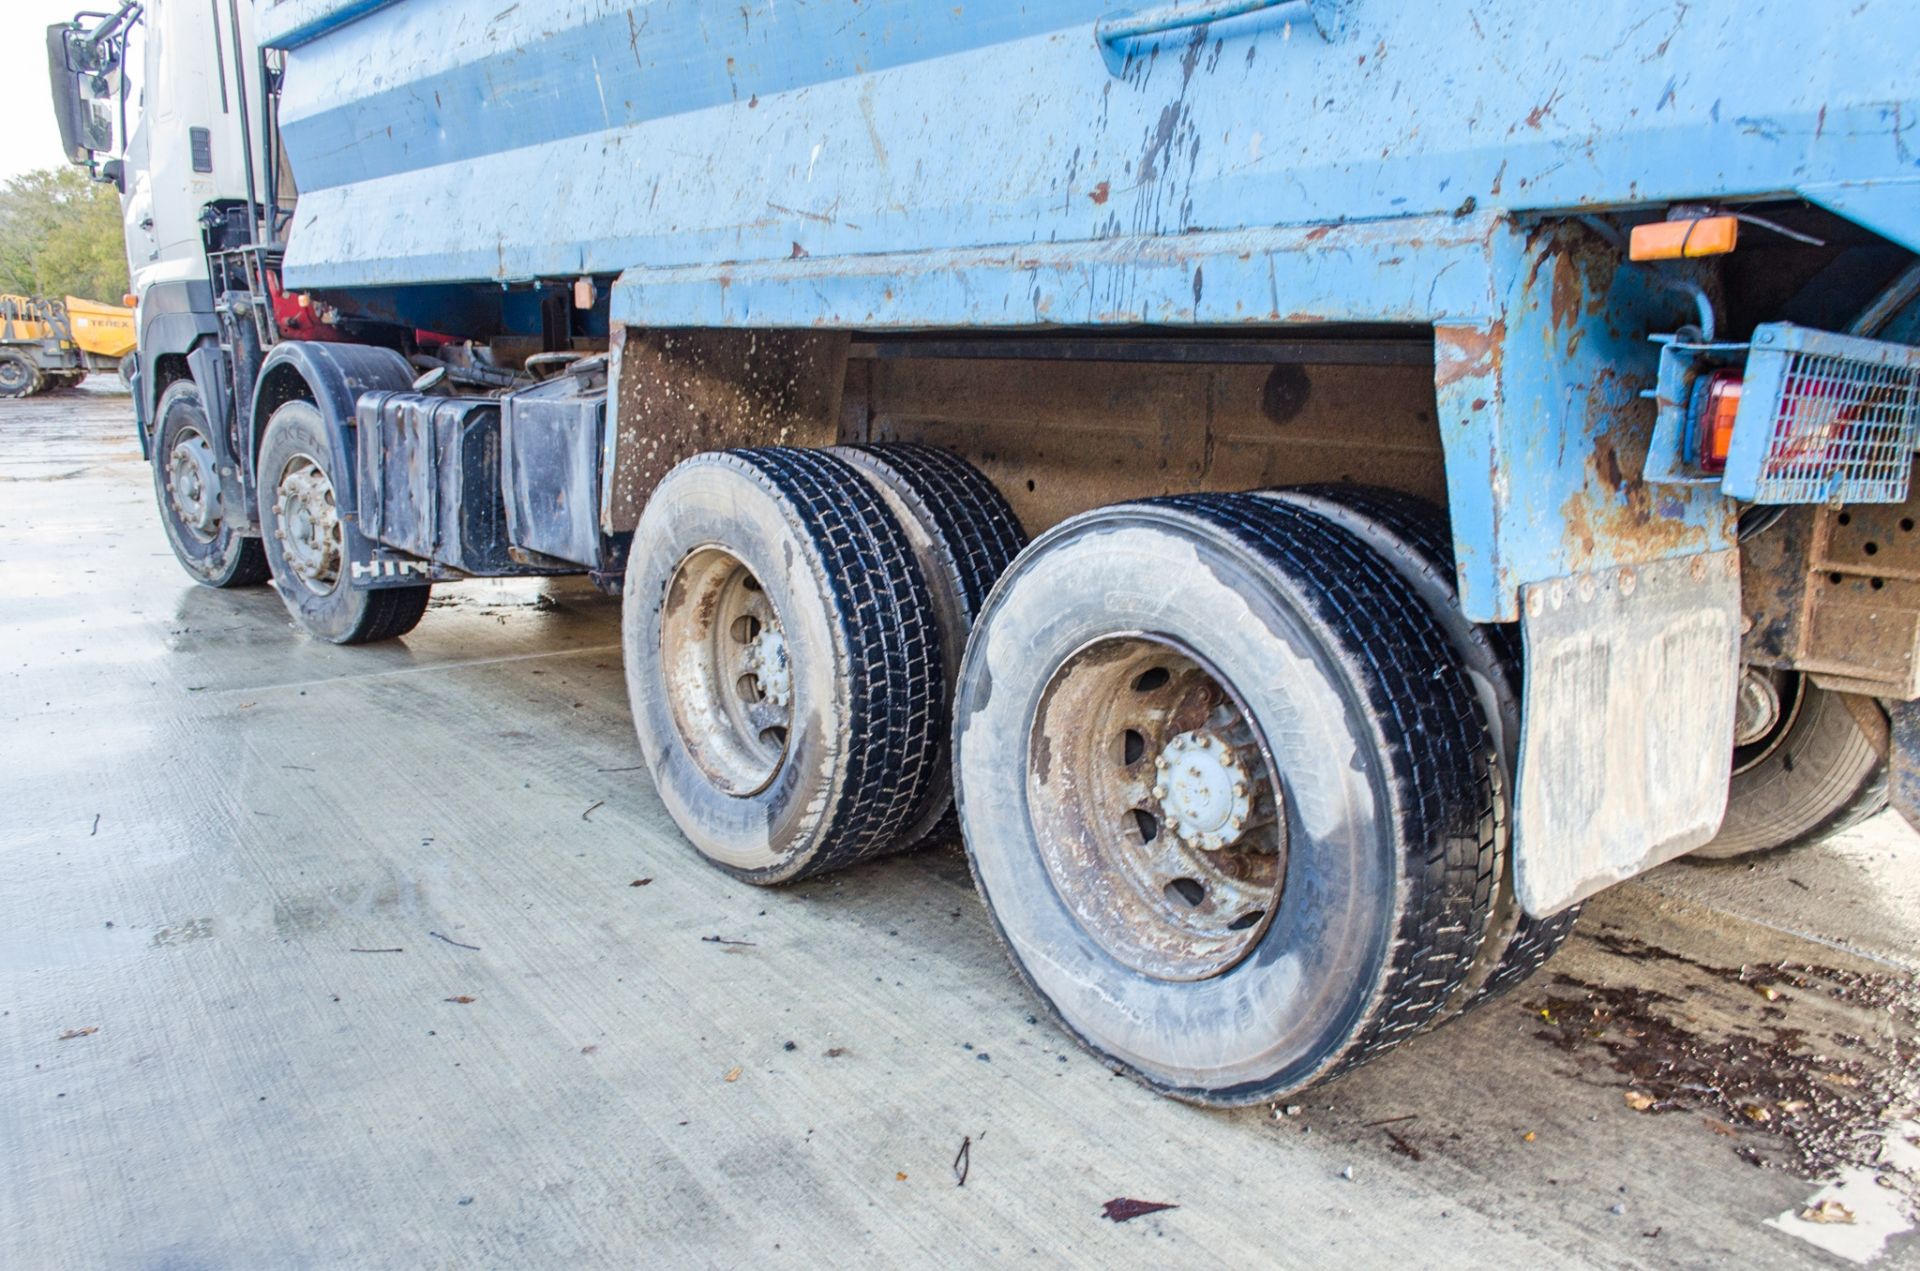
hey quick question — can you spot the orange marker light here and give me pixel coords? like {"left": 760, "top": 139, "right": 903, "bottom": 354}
{"left": 1694, "top": 371, "right": 1743, "bottom": 474}
{"left": 1630, "top": 215, "right": 1740, "bottom": 261}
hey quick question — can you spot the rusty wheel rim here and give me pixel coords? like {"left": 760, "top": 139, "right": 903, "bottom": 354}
{"left": 1027, "top": 634, "right": 1287, "bottom": 981}
{"left": 273, "top": 452, "right": 343, "bottom": 595}
{"left": 661, "top": 546, "right": 792, "bottom": 797}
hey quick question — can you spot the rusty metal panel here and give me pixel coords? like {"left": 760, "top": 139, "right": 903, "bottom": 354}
{"left": 1433, "top": 220, "right": 1736, "bottom": 621}
{"left": 603, "top": 329, "right": 847, "bottom": 533}
{"left": 1514, "top": 550, "right": 1740, "bottom": 917}
{"left": 1741, "top": 477, "right": 1920, "bottom": 699}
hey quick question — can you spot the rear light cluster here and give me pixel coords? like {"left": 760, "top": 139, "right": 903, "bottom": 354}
{"left": 1689, "top": 370, "right": 1742, "bottom": 474}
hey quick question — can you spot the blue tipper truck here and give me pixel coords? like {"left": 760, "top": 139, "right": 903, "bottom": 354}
{"left": 47, "top": 0, "right": 1920, "bottom": 1103}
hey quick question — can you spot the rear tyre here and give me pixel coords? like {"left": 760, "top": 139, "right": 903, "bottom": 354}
{"left": 152, "top": 380, "right": 271, "bottom": 588}
{"left": 1263, "top": 485, "right": 1580, "bottom": 1011}
{"left": 0, "top": 351, "right": 44, "bottom": 398}
{"left": 1690, "top": 673, "right": 1886, "bottom": 859}
{"left": 954, "top": 493, "right": 1498, "bottom": 1104}
{"left": 829, "top": 443, "right": 1027, "bottom": 846}
{"left": 623, "top": 447, "right": 946, "bottom": 884}
{"left": 257, "top": 399, "right": 428, "bottom": 643}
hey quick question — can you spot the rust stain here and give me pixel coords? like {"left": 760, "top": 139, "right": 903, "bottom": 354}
{"left": 1549, "top": 248, "right": 1582, "bottom": 334}
{"left": 1088, "top": 181, "right": 1111, "bottom": 205}
{"left": 1434, "top": 320, "right": 1504, "bottom": 389}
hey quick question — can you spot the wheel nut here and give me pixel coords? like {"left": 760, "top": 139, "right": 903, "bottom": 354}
{"left": 1152, "top": 785, "right": 1167, "bottom": 800}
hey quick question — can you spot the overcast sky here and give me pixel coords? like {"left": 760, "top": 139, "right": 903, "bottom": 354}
{"left": 1, "top": 0, "right": 115, "bottom": 184}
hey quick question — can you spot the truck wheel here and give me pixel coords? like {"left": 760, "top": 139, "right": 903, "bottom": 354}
{"left": 829, "top": 443, "right": 1027, "bottom": 845}
{"left": 152, "top": 380, "right": 271, "bottom": 588}
{"left": 257, "top": 399, "right": 428, "bottom": 643}
{"left": 1262, "top": 485, "right": 1580, "bottom": 1011}
{"left": 623, "top": 447, "right": 945, "bottom": 883}
{"left": 1690, "top": 672, "right": 1887, "bottom": 859}
{"left": 954, "top": 494, "right": 1497, "bottom": 1104}
{"left": 0, "top": 351, "right": 44, "bottom": 398}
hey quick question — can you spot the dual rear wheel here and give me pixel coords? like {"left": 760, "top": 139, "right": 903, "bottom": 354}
{"left": 625, "top": 455, "right": 1549, "bottom": 1103}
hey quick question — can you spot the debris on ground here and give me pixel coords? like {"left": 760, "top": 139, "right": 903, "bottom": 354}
{"left": 56, "top": 1026, "right": 98, "bottom": 1040}
{"left": 723, "top": 1066, "right": 742, "bottom": 1082}
{"left": 953, "top": 1135, "right": 971, "bottom": 1186}
{"left": 1800, "top": 1199, "right": 1857, "bottom": 1224}
{"left": 429, "top": 931, "right": 481, "bottom": 951}
{"left": 445, "top": 995, "right": 475, "bottom": 1004}
{"left": 1526, "top": 927, "right": 1919, "bottom": 1178}
{"left": 1102, "top": 1198, "right": 1177, "bottom": 1222}
{"left": 701, "top": 935, "right": 756, "bottom": 947}
{"left": 629, "top": 878, "right": 652, "bottom": 887}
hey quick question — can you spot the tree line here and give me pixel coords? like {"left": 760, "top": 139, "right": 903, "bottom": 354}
{"left": 0, "top": 167, "right": 129, "bottom": 304}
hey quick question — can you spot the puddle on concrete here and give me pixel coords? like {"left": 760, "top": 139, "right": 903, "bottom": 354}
{"left": 1528, "top": 927, "right": 1918, "bottom": 1184}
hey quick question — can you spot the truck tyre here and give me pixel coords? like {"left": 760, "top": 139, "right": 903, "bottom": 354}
{"left": 152, "top": 380, "right": 271, "bottom": 588}
{"left": 1262, "top": 485, "right": 1580, "bottom": 1012}
{"left": 828, "top": 443, "right": 1027, "bottom": 846}
{"left": 1690, "top": 673, "right": 1887, "bottom": 859}
{"left": 256, "top": 399, "right": 429, "bottom": 643}
{"left": 623, "top": 447, "right": 946, "bottom": 884}
{"left": 953, "top": 493, "right": 1498, "bottom": 1104}
{"left": 0, "top": 350, "right": 44, "bottom": 398}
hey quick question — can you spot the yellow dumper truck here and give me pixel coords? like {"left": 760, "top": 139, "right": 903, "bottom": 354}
{"left": 0, "top": 294, "right": 134, "bottom": 397}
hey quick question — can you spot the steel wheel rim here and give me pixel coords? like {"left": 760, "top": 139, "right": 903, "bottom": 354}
{"left": 165, "top": 426, "right": 222, "bottom": 543}
{"left": 660, "top": 546, "right": 792, "bottom": 796}
{"left": 1732, "top": 668, "right": 1805, "bottom": 775}
{"left": 1026, "top": 633, "right": 1287, "bottom": 982}
{"left": 274, "top": 451, "right": 343, "bottom": 595}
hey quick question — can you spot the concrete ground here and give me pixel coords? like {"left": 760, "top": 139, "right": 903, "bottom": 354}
{"left": 3, "top": 388, "right": 1917, "bottom": 1270}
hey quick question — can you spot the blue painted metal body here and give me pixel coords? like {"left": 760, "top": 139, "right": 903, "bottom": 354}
{"left": 256, "top": 0, "right": 1920, "bottom": 618}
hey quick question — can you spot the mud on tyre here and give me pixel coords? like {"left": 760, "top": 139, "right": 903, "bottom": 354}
{"left": 623, "top": 447, "right": 947, "bottom": 884}
{"left": 953, "top": 493, "right": 1499, "bottom": 1104}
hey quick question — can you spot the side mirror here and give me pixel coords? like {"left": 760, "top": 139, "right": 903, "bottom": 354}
{"left": 100, "top": 158, "right": 127, "bottom": 194}
{"left": 46, "top": 25, "right": 114, "bottom": 164}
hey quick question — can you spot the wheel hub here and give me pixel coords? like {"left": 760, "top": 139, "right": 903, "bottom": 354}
{"left": 1733, "top": 669, "right": 1784, "bottom": 749}
{"left": 741, "top": 627, "right": 792, "bottom": 709}
{"left": 1026, "top": 635, "right": 1287, "bottom": 982}
{"left": 1153, "top": 729, "right": 1256, "bottom": 852}
{"left": 166, "top": 432, "right": 221, "bottom": 537}
{"left": 274, "top": 457, "right": 342, "bottom": 591}
{"left": 659, "top": 548, "right": 793, "bottom": 796}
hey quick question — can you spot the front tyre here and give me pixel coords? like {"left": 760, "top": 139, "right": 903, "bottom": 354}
{"left": 0, "top": 350, "right": 44, "bottom": 398}
{"left": 151, "top": 380, "right": 270, "bottom": 588}
{"left": 955, "top": 494, "right": 1498, "bottom": 1104}
{"left": 256, "top": 399, "right": 428, "bottom": 644}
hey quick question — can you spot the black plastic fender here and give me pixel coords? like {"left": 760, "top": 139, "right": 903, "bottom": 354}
{"left": 250, "top": 341, "right": 417, "bottom": 589}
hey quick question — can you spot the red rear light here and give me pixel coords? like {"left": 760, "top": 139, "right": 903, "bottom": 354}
{"left": 1693, "top": 371, "right": 1742, "bottom": 474}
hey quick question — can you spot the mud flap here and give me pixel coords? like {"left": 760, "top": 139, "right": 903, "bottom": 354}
{"left": 1514, "top": 549, "right": 1741, "bottom": 916}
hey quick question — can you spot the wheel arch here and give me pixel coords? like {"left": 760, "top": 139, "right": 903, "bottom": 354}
{"left": 248, "top": 341, "right": 414, "bottom": 530}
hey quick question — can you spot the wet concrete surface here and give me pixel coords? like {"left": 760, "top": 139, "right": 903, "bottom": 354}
{"left": 3, "top": 389, "right": 1917, "bottom": 1268}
